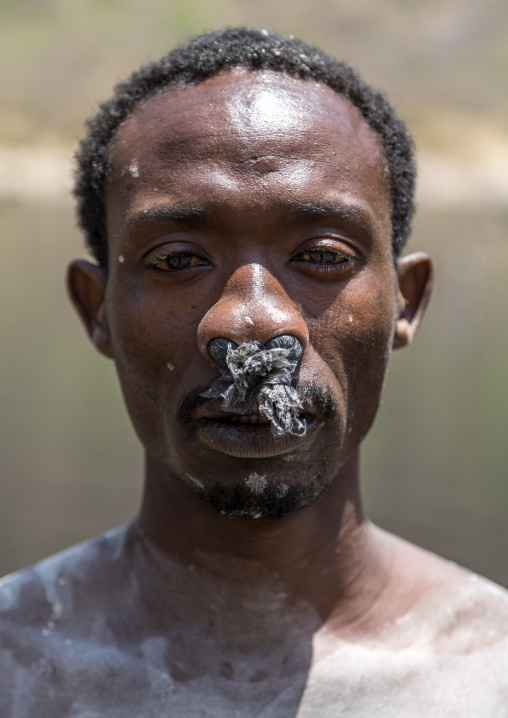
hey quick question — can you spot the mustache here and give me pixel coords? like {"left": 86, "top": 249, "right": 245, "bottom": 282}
{"left": 176, "top": 380, "right": 337, "bottom": 430}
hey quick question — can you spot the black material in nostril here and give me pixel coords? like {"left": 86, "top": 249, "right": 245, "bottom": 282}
{"left": 265, "top": 335, "right": 303, "bottom": 361}
{"left": 202, "top": 334, "right": 306, "bottom": 437}
{"left": 208, "top": 335, "right": 302, "bottom": 367}
{"left": 207, "top": 337, "right": 239, "bottom": 367}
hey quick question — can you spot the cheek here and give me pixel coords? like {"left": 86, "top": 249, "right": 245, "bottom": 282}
{"left": 108, "top": 283, "right": 202, "bottom": 378}
{"left": 104, "top": 284, "right": 208, "bottom": 453}
{"left": 307, "top": 284, "right": 397, "bottom": 435}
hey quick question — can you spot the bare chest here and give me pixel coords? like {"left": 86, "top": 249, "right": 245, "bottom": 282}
{"left": 2, "top": 635, "right": 508, "bottom": 718}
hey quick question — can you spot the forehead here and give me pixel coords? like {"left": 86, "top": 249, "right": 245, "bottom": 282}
{"left": 107, "top": 69, "right": 390, "bottom": 235}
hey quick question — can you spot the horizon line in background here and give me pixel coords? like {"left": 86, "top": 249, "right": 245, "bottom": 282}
{"left": 0, "top": 143, "right": 507, "bottom": 209}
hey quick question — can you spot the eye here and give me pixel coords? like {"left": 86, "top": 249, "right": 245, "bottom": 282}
{"left": 292, "top": 246, "right": 356, "bottom": 274}
{"left": 297, "top": 249, "right": 349, "bottom": 266}
{"left": 147, "top": 251, "right": 209, "bottom": 272}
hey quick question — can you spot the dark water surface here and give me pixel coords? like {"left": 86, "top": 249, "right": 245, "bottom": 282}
{"left": 1, "top": 200, "right": 507, "bottom": 585}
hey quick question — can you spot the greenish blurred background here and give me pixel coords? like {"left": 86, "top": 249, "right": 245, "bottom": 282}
{"left": 1, "top": 0, "right": 507, "bottom": 583}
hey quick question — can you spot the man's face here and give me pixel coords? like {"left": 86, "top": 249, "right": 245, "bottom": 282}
{"left": 93, "top": 70, "right": 403, "bottom": 517}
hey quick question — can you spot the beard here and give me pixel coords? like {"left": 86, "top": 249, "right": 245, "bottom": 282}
{"left": 193, "top": 474, "right": 325, "bottom": 520}
{"left": 176, "top": 381, "right": 337, "bottom": 520}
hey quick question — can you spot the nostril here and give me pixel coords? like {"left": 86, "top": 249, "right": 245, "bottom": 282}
{"left": 201, "top": 333, "right": 306, "bottom": 437}
{"left": 264, "top": 335, "right": 303, "bottom": 362}
{"left": 207, "top": 334, "right": 303, "bottom": 369}
{"left": 207, "top": 337, "right": 238, "bottom": 368}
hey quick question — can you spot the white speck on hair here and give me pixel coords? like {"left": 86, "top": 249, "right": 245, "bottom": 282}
{"left": 277, "top": 483, "right": 288, "bottom": 497}
{"left": 185, "top": 474, "right": 204, "bottom": 489}
{"left": 118, "top": 255, "right": 125, "bottom": 263}
{"left": 167, "top": 362, "right": 175, "bottom": 370}
{"left": 129, "top": 162, "right": 139, "bottom": 178}
{"left": 246, "top": 473, "right": 267, "bottom": 495}
{"left": 261, "top": 28, "right": 269, "bottom": 36}
{"left": 349, "top": 315, "right": 353, "bottom": 323}
{"left": 245, "top": 316, "right": 254, "bottom": 326}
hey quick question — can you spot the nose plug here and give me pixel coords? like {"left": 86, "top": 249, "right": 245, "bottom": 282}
{"left": 201, "top": 335, "right": 306, "bottom": 437}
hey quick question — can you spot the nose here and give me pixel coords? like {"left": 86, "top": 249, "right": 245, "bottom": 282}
{"left": 197, "top": 263, "right": 309, "bottom": 366}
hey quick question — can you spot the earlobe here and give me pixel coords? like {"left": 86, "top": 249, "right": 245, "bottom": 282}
{"left": 67, "top": 260, "right": 113, "bottom": 358}
{"left": 393, "top": 252, "right": 433, "bottom": 350}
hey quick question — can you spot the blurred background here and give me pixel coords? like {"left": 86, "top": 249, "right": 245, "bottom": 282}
{"left": 1, "top": 0, "right": 507, "bottom": 583}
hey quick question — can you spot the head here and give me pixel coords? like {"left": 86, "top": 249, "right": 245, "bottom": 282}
{"left": 74, "top": 27, "right": 417, "bottom": 269}
{"left": 68, "top": 28, "right": 432, "bottom": 521}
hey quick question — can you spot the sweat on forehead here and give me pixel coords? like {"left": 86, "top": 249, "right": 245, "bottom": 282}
{"left": 106, "top": 70, "right": 386, "bottom": 185}
{"left": 104, "top": 72, "right": 391, "bottom": 256}
{"left": 74, "top": 27, "right": 416, "bottom": 267}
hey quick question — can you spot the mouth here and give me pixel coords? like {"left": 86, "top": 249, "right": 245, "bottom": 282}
{"left": 195, "top": 404, "right": 320, "bottom": 459}
{"left": 215, "top": 413, "right": 271, "bottom": 425}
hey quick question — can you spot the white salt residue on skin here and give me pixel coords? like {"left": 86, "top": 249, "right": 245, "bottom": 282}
{"left": 245, "top": 316, "right": 254, "bottom": 326}
{"left": 118, "top": 255, "right": 125, "bottom": 263}
{"left": 296, "top": 632, "right": 508, "bottom": 717}
{"left": 140, "top": 635, "right": 175, "bottom": 696}
{"left": 129, "top": 162, "right": 139, "bottom": 178}
{"left": 185, "top": 474, "right": 204, "bottom": 489}
{"left": 395, "top": 611, "right": 412, "bottom": 626}
{"left": 0, "top": 573, "right": 20, "bottom": 611}
{"left": 167, "top": 362, "right": 175, "bottom": 371}
{"left": 246, "top": 473, "right": 267, "bottom": 495}
{"left": 41, "top": 578, "right": 63, "bottom": 637}
{"left": 264, "top": 307, "right": 287, "bottom": 324}
{"left": 349, "top": 315, "right": 353, "bottom": 323}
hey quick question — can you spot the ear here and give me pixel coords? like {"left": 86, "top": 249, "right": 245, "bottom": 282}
{"left": 393, "top": 252, "right": 433, "bottom": 350}
{"left": 67, "top": 260, "right": 113, "bottom": 359}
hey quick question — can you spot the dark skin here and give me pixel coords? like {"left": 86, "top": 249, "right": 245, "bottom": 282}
{"left": 71, "top": 70, "right": 432, "bottom": 623}
{"left": 2, "top": 70, "right": 508, "bottom": 716}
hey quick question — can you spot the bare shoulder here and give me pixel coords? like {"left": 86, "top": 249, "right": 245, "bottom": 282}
{"left": 381, "top": 529, "right": 508, "bottom": 650}
{"left": 0, "top": 525, "right": 154, "bottom": 717}
{"left": 0, "top": 525, "right": 131, "bottom": 655}
{"left": 305, "top": 532, "right": 508, "bottom": 717}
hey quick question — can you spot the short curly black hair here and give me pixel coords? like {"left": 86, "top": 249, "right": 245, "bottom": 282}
{"left": 74, "top": 27, "right": 416, "bottom": 268}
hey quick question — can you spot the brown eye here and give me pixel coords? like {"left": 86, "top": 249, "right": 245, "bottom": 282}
{"left": 150, "top": 252, "right": 205, "bottom": 271}
{"left": 166, "top": 254, "right": 196, "bottom": 269}
{"left": 299, "top": 249, "right": 347, "bottom": 265}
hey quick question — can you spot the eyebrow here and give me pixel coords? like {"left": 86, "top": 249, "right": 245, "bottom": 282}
{"left": 125, "top": 205, "right": 207, "bottom": 233}
{"left": 124, "top": 199, "right": 377, "bottom": 236}
{"left": 280, "top": 201, "right": 377, "bottom": 233}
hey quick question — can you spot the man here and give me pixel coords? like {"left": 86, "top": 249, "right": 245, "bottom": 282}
{"left": 1, "top": 27, "right": 507, "bottom": 717}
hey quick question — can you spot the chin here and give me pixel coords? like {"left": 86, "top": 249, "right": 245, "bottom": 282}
{"left": 190, "top": 473, "right": 330, "bottom": 520}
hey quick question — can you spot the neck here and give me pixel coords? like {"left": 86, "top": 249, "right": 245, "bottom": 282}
{"left": 132, "top": 450, "right": 392, "bottom": 640}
